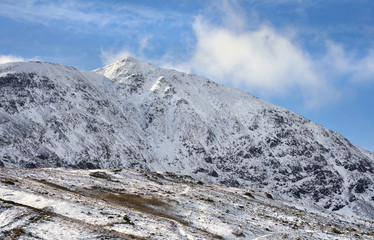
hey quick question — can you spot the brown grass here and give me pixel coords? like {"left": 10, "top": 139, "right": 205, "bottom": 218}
{"left": 104, "top": 192, "right": 167, "bottom": 208}
{"left": 27, "top": 174, "right": 224, "bottom": 239}
{"left": 0, "top": 177, "right": 18, "bottom": 185}
{"left": 33, "top": 178, "right": 72, "bottom": 192}
{"left": 99, "top": 192, "right": 224, "bottom": 239}
{"left": 100, "top": 192, "right": 184, "bottom": 223}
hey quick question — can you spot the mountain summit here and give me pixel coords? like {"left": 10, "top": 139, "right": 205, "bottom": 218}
{"left": 1, "top": 58, "right": 374, "bottom": 220}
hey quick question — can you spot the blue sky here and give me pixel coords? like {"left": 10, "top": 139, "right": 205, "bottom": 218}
{"left": 0, "top": 0, "right": 373, "bottom": 151}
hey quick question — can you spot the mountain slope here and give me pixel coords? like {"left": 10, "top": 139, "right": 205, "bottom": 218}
{"left": 0, "top": 61, "right": 153, "bottom": 169}
{"left": 1, "top": 58, "right": 374, "bottom": 221}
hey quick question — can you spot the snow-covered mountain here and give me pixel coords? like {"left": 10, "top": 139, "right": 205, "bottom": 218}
{"left": 1, "top": 57, "right": 374, "bottom": 221}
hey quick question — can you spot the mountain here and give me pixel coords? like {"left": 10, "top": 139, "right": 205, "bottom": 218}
{"left": 1, "top": 57, "right": 374, "bottom": 221}
{"left": 0, "top": 61, "right": 152, "bottom": 169}
{"left": 1, "top": 167, "right": 373, "bottom": 239}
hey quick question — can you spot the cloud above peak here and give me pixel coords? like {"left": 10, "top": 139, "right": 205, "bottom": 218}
{"left": 180, "top": 17, "right": 340, "bottom": 109}
{"left": 0, "top": 55, "right": 25, "bottom": 64}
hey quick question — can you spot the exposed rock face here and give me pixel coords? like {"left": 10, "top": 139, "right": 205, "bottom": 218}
{"left": 0, "top": 62, "right": 151, "bottom": 170}
{"left": 1, "top": 58, "right": 374, "bottom": 220}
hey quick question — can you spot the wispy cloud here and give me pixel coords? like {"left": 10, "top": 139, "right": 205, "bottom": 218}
{"left": 0, "top": 0, "right": 183, "bottom": 32}
{"left": 323, "top": 42, "right": 374, "bottom": 83}
{"left": 0, "top": 55, "right": 25, "bottom": 64}
{"left": 100, "top": 48, "right": 133, "bottom": 66}
{"left": 100, "top": 35, "right": 153, "bottom": 66}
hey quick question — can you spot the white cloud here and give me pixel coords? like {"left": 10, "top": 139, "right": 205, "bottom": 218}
{"left": 0, "top": 55, "right": 25, "bottom": 64}
{"left": 100, "top": 36, "right": 152, "bottom": 66}
{"left": 205, "top": 0, "right": 247, "bottom": 31}
{"left": 323, "top": 42, "right": 374, "bottom": 83}
{"left": 100, "top": 48, "right": 133, "bottom": 66}
{"left": 355, "top": 50, "right": 374, "bottom": 82}
{"left": 178, "top": 17, "right": 340, "bottom": 109}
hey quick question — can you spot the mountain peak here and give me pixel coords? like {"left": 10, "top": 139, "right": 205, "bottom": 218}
{"left": 107, "top": 56, "right": 155, "bottom": 69}
{"left": 118, "top": 55, "right": 141, "bottom": 63}
{"left": 95, "top": 56, "right": 161, "bottom": 81}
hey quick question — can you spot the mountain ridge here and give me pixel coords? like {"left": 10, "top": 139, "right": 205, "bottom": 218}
{"left": 1, "top": 58, "right": 374, "bottom": 221}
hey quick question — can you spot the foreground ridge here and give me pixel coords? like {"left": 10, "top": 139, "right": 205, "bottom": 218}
{"left": 0, "top": 168, "right": 373, "bottom": 239}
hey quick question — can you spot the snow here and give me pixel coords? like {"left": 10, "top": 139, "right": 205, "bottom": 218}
{"left": 1, "top": 168, "right": 373, "bottom": 239}
{"left": 1, "top": 57, "right": 374, "bottom": 225}
{"left": 150, "top": 76, "right": 164, "bottom": 91}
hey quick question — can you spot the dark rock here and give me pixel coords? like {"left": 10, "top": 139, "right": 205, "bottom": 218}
{"left": 332, "top": 204, "right": 345, "bottom": 211}
{"left": 194, "top": 168, "right": 208, "bottom": 174}
{"left": 75, "top": 161, "right": 100, "bottom": 169}
{"left": 353, "top": 178, "right": 372, "bottom": 194}
{"left": 204, "top": 156, "right": 213, "bottom": 164}
{"left": 220, "top": 179, "right": 240, "bottom": 187}
{"left": 209, "top": 170, "right": 219, "bottom": 177}
{"left": 89, "top": 171, "right": 111, "bottom": 180}
{"left": 25, "top": 162, "right": 37, "bottom": 169}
